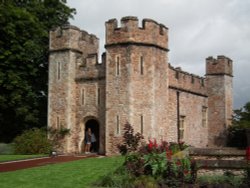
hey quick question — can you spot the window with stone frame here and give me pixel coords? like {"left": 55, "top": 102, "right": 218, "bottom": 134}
{"left": 57, "top": 62, "right": 61, "bottom": 80}
{"left": 116, "top": 56, "right": 120, "bottom": 76}
{"left": 56, "top": 116, "right": 60, "bottom": 129}
{"left": 140, "top": 115, "right": 144, "bottom": 134}
{"left": 179, "top": 115, "right": 185, "bottom": 140}
{"left": 116, "top": 115, "right": 120, "bottom": 135}
{"left": 97, "top": 87, "right": 100, "bottom": 106}
{"left": 81, "top": 88, "right": 85, "bottom": 105}
{"left": 202, "top": 106, "right": 208, "bottom": 127}
{"left": 140, "top": 56, "right": 144, "bottom": 75}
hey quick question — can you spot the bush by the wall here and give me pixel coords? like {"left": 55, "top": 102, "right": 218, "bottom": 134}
{"left": 13, "top": 128, "right": 52, "bottom": 154}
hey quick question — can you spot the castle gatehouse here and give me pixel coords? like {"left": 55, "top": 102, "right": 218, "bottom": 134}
{"left": 48, "top": 16, "right": 233, "bottom": 155}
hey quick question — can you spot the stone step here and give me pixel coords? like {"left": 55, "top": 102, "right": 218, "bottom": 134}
{"left": 194, "top": 159, "right": 248, "bottom": 169}
{"left": 189, "top": 147, "right": 245, "bottom": 157}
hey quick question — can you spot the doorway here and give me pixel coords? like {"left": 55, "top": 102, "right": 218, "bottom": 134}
{"left": 85, "top": 119, "right": 99, "bottom": 153}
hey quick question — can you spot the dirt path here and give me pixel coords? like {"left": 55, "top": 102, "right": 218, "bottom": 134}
{"left": 0, "top": 154, "right": 98, "bottom": 172}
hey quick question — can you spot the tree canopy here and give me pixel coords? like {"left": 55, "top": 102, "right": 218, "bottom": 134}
{"left": 0, "top": 0, "right": 75, "bottom": 142}
{"left": 233, "top": 102, "right": 250, "bottom": 128}
{"left": 227, "top": 101, "right": 250, "bottom": 147}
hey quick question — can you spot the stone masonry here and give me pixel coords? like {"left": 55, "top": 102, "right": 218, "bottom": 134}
{"left": 48, "top": 16, "right": 233, "bottom": 155}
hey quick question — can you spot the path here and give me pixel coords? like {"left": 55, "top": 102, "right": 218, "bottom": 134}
{"left": 0, "top": 154, "right": 98, "bottom": 172}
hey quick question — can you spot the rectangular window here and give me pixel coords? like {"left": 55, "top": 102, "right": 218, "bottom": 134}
{"left": 116, "top": 56, "right": 120, "bottom": 76}
{"left": 57, "top": 62, "right": 61, "bottom": 80}
{"left": 179, "top": 116, "right": 185, "bottom": 140}
{"left": 97, "top": 88, "right": 100, "bottom": 106}
{"left": 141, "top": 115, "right": 144, "bottom": 134}
{"left": 81, "top": 88, "right": 85, "bottom": 105}
{"left": 116, "top": 115, "right": 120, "bottom": 135}
{"left": 202, "top": 106, "right": 207, "bottom": 127}
{"left": 140, "top": 56, "right": 144, "bottom": 75}
{"left": 56, "top": 116, "right": 60, "bottom": 129}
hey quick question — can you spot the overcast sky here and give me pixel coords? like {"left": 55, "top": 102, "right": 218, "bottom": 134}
{"left": 66, "top": 0, "right": 250, "bottom": 109}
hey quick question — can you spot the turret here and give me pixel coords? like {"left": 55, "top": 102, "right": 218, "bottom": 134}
{"left": 105, "top": 16, "right": 169, "bottom": 51}
{"left": 48, "top": 25, "right": 100, "bottom": 153}
{"left": 50, "top": 25, "right": 99, "bottom": 56}
{"left": 206, "top": 55, "right": 233, "bottom": 146}
{"left": 206, "top": 55, "right": 233, "bottom": 76}
{"left": 105, "top": 16, "right": 169, "bottom": 154}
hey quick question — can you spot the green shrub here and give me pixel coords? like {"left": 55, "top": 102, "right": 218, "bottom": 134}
{"left": 125, "top": 152, "right": 145, "bottom": 177}
{"left": 93, "top": 166, "right": 134, "bottom": 188}
{"left": 13, "top": 128, "right": 52, "bottom": 154}
{"left": 0, "top": 143, "right": 14, "bottom": 154}
{"left": 133, "top": 175, "right": 158, "bottom": 188}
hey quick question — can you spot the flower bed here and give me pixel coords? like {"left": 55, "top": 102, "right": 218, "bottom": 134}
{"left": 96, "top": 123, "right": 249, "bottom": 187}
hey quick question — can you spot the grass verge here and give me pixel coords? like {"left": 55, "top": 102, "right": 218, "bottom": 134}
{"left": 0, "top": 155, "right": 48, "bottom": 162}
{"left": 0, "top": 156, "right": 124, "bottom": 188}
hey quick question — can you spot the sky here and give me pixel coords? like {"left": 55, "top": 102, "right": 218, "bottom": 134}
{"left": 66, "top": 0, "right": 250, "bottom": 109}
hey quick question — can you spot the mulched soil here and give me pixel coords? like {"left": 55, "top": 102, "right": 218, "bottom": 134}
{"left": 0, "top": 154, "right": 98, "bottom": 172}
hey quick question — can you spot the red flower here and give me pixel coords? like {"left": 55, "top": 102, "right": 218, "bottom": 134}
{"left": 175, "top": 160, "right": 181, "bottom": 166}
{"left": 148, "top": 140, "right": 153, "bottom": 151}
{"left": 184, "top": 169, "right": 189, "bottom": 175}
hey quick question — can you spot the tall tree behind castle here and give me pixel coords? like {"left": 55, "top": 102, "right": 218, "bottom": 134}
{"left": 0, "top": 0, "right": 76, "bottom": 142}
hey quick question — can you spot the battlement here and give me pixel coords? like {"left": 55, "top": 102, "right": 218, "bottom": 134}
{"left": 75, "top": 53, "right": 106, "bottom": 82}
{"left": 206, "top": 56, "right": 233, "bottom": 76}
{"left": 50, "top": 24, "right": 99, "bottom": 55}
{"left": 169, "top": 64, "right": 207, "bottom": 96}
{"left": 105, "top": 16, "right": 168, "bottom": 51}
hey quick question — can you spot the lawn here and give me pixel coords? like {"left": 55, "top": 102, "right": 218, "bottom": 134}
{"left": 0, "top": 156, "right": 124, "bottom": 188}
{"left": 0, "top": 155, "right": 47, "bottom": 162}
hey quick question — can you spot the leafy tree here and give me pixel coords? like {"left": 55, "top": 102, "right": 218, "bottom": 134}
{"left": 233, "top": 102, "right": 250, "bottom": 128}
{"left": 0, "top": 0, "right": 75, "bottom": 142}
{"left": 227, "top": 102, "right": 250, "bottom": 147}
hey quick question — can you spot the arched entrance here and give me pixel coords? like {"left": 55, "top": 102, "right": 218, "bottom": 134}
{"left": 85, "top": 119, "right": 100, "bottom": 153}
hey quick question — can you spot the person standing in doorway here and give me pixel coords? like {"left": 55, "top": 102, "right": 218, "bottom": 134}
{"left": 84, "top": 128, "right": 92, "bottom": 154}
{"left": 91, "top": 132, "right": 96, "bottom": 152}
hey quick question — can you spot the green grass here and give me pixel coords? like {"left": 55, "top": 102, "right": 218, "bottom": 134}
{"left": 0, "top": 156, "right": 124, "bottom": 188}
{"left": 0, "top": 155, "right": 47, "bottom": 162}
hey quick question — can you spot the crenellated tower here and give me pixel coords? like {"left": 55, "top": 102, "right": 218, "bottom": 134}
{"left": 105, "top": 16, "right": 169, "bottom": 154}
{"left": 48, "top": 25, "right": 100, "bottom": 153}
{"left": 206, "top": 55, "right": 233, "bottom": 147}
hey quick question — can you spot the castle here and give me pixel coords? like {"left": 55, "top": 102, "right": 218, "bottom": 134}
{"left": 48, "top": 16, "right": 233, "bottom": 155}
